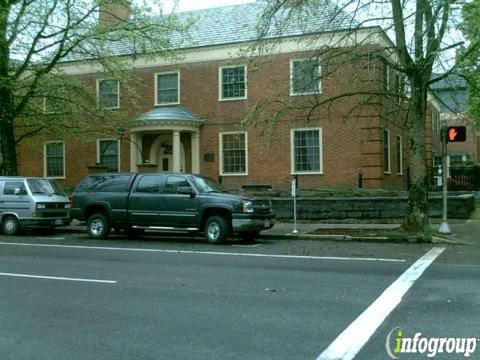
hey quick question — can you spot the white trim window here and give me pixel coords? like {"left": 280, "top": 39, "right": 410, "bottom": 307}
{"left": 219, "top": 65, "right": 247, "bottom": 101}
{"left": 97, "top": 79, "right": 120, "bottom": 109}
{"left": 290, "top": 59, "right": 321, "bottom": 96}
{"left": 43, "top": 87, "right": 64, "bottom": 114}
{"left": 44, "top": 141, "right": 65, "bottom": 178}
{"left": 384, "top": 129, "right": 391, "bottom": 174}
{"left": 97, "top": 139, "right": 120, "bottom": 172}
{"left": 396, "top": 135, "right": 403, "bottom": 175}
{"left": 291, "top": 128, "right": 323, "bottom": 174}
{"left": 219, "top": 132, "right": 248, "bottom": 175}
{"left": 155, "top": 71, "right": 180, "bottom": 105}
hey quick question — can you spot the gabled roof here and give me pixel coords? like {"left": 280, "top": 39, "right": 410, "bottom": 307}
{"left": 65, "top": 1, "right": 358, "bottom": 61}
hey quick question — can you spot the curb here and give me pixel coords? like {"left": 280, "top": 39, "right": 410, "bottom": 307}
{"left": 55, "top": 226, "right": 467, "bottom": 244}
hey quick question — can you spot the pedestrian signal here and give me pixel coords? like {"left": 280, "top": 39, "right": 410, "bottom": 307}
{"left": 447, "top": 126, "right": 466, "bottom": 142}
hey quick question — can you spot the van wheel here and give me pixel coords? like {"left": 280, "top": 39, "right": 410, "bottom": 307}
{"left": 2, "top": 216, "right": 20, "bottom": 236}
{"left": 204, "top": 215, "right": 230, "bottom": 244}
{"left": 87, "top": 213, "right": 110, "bottom": 239}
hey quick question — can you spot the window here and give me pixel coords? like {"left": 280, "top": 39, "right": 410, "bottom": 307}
{"left": 155, "top": 72, "right": 179, "bottom": 105}
{"left": 45, "top": 141, "right": 65, "bottom": 178}
{"left": 136, "top": 175, "right": 163, "bottom": 193}
{"left": 384, "top": 129, "right": 391, "bottom": 174}
{"left": 383, "top": 66, "right": 391, "bottom": 91}
{"left": 163, "top": 176, "right": 191, "bottom": 194}
{"left": 98, "top": 139, "right": 119, "bottom": 172}
{"left": 3, "top": 182, "right": 27, "bottom": 196}
{"left": 449, "top": 154, "right": 467, "bottom": 167}
{"left": 97, "top": 79, "right": 119, "bottom": 109}
{"left": 43, "top": 87, "right": 65, "bottom": 114}
{"left": 291, "top": 128, "right": 322, "bottom": 174}
{"left": 396, "top": 135, "right": 403, "bottom": 175}
{"left": 77, "top": 174, "right": 132, "bottom": 192}
{"left": 220, "top": 132, "right": 247, "bottom": 175}
{"left": 290, "top": 59, "right": 321, "bottom": 95}
{"left": 219, "top": 65, "right": 246, "bottom": 100}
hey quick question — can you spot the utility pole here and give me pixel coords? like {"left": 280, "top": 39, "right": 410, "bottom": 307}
{"left": 438, "top": 126, "right": 451, "bottom": 234}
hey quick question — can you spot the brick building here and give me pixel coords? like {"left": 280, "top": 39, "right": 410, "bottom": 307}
{"left": 16, "top": 2, "right": 440, "bottom": 191}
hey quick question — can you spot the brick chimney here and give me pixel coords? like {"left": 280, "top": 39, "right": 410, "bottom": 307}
{"left": 99, "top": 0, "right": 131, "bottom": 27}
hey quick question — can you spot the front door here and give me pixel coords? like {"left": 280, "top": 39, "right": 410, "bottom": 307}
{"left": 154, "top": 136, "right": 186, "bottom": 173}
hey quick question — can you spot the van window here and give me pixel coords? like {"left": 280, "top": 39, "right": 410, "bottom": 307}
{"left": 4, "top": 182, "right": 27, "bottom": 196}
{"left": 77, "top": 175, "right": 131, "bottom": 192}
{"left": 27, "top": 179, "right": 64, "bottom": 196}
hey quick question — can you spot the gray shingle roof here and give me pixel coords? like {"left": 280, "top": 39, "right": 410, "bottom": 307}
{"left": 134, "top": 106, "right": 204, "bottom": 123}
{"left": 431, "top": 75, "right": 468, "bottom": 113}
{"left": 65, "top": 1, "right": 358, "bottom": 61}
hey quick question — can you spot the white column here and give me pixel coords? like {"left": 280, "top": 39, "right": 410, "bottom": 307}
{"left": 172, "top": 130, "right": 181, "bottom": 173}
{"left": 130, "top": 133, "right": 139, "bottom": 172}
{"left": 191, "top": 132, "right": 200, "bottom": 174}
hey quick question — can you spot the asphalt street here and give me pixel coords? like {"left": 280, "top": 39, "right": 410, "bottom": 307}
{"left": 0, "top": 232, "right": 479, "bottom": 360}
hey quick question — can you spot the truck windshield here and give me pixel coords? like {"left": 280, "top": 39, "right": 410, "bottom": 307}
{"left": 189, "top": 176, "right": 225, "bottom": 193}
{"left": 27, "top": 179, "right": 65, "bottom": 196}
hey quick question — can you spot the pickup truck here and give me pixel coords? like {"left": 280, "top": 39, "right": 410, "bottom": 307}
{"left": 70, "top": 173, "right": 275, "bottom": 243}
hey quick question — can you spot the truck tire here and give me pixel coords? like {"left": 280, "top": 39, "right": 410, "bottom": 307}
{"left": 204, "top": 215, "right": 230, "bottom": 244}
{"left": 87, "top": 213, "right": 111, "bottom": 239}
{"left": 2, "top": 216, "right": 20, "bottom": 236}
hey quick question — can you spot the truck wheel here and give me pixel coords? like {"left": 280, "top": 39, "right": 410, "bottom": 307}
{"left": 204, "top": 216, "right": 230, "bottom": 244}
{"left": 87, "top": 213, "right": 110, "bottom": 239}
{"left": 2, "top": 216, "right": 19, "bottom": 236}
{"left": 239, "top": 231, "right": 259, "bottom": 244}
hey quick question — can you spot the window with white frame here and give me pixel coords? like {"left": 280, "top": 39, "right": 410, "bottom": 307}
{"left": 45, "top": 142, "right": 65, "bottom": 178}
{"left": 290, "top": 59, "right": 321, "bottom": 95}
{"left": 384, "top": 129, "right": 391, "bottom": 173}
{"left": 97, "top": 79, "right": 119, "bottom": 109}
{"left": 219, "top": 65, "right": 246, "bottom": 100}
{"left": 220, "top": 132, "right": 247, "bottom": 175}
{"left": 396, "top": 135, "right": 403, "bottom": 175}
{"left": 291, "top": 129, "right": 322, "bottom": 173}
{"left": 155, "top": 72, "right": 179, "bottom": 105}
{"left": 383, "top": 66, "right": 391, "bottom": 91}
{"left": 98, "top": 139, "right": 119, "bottom": 172}
{"left": 43, "top": 86, "right": 65, "bottom": 114}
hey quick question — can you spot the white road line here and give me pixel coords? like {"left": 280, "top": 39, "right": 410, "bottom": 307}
{"left": 317, "top": 246, "right": 446, "bottom": 360}
{"left": 0, "top": 242, "right": 405, "bottom": 263}
{"left": 0, "top": 272, "right": 116, "bottom": 284}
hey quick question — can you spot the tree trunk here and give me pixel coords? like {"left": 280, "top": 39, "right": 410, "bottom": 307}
{"left": 404, "top": 73, "right": 430, "bottom": 237}
{"left": 0, "top": 115, "right": 18, "bottom": 176}
{"left": 0, "top": 3, "right": 18, "bottom": 176}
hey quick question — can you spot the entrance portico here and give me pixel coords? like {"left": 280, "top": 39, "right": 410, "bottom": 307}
{"left": 129, "top": 107, "right": 204, "bottom": 173}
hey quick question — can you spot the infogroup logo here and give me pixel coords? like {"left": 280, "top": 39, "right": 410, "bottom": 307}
{"left": 385, "top": 327, "right": 478, "bottom": 359}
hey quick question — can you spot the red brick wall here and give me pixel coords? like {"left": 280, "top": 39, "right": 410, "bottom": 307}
{"left": 16, "top": 47, "right": 409, "bottom": 191}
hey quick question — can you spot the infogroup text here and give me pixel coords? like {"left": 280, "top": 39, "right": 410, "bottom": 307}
{"left": 386, "top": 327, "right": 478, "bottom": 358}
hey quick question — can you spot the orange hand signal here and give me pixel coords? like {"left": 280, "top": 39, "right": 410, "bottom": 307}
{"left": 448, "top": 127, "right": 458, "bottom": 141}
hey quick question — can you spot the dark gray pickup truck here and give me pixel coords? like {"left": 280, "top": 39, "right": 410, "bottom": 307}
{"left": 70, "top": 173, "right": 275, "bottom": 243}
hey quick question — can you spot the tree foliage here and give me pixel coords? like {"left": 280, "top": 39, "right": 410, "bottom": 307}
{"left": 0, "top": 0, "right": 190, "bottom": 175}
{"left": 459, "top": 0, "right": 480, "bottom": 127}
{"left": 247, "top": 0, "right": 476, "bottom": 235}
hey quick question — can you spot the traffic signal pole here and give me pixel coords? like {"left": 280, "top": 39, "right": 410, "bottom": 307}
{"left": 438, "top": 127, "right": 451, "bottom": 234}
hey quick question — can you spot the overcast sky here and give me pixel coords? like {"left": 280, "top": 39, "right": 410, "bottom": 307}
{"left": 162, "top": 0, "right": 255, "bottom": 12}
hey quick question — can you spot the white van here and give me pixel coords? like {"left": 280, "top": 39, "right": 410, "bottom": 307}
{"left": 0, "top": 177, "right": 71, "bottom": 235}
